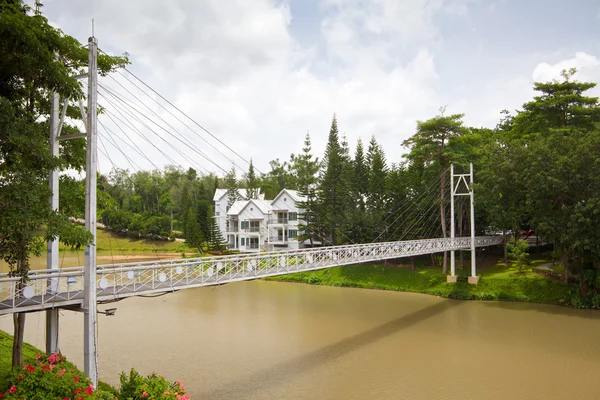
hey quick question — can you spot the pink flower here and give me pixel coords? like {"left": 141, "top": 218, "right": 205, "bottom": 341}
{"left": 9, "top": 385, "right": 17, "bottom": 395}
{"left": 164, "top": 391, "right": 169, "bottom": 395}
{"left": 73, "top": 376, "right": 80, "bottom": 382}
{"left": 42, "top": 365, "right": 50, "bottom": 371}
{"left": 142, "top": 392, "right": 148, "bottom": 398}
{"left": 26, "top": 365, "right": 36, "bottom": 373}
{"left": 47, "top": 353, "right": 61, "bottom": 364}
{"left": 85, "top": 385, "right": 93, "bottom": 395}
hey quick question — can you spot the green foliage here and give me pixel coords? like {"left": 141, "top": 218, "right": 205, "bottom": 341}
{"left": 119, "top": 369, "right": 189, "bottom": 400}
{"left": 1, "top": 352, "right": 112, "bottom": 399}
{"left": 184, "top": 209, "right": 203, "bottom": 252}
{"left": 316, "top": 115, "right": 351, "bottom": 245}
{"left": 507, "top": 238, "right": 530, "bottom": 273}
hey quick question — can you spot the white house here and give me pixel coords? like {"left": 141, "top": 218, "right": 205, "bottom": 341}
{"left": 266, "top": 189, "right": 306, "bottom": 251}
{"left": 213, "top": 188, "right": 263, "bottom": 239}
{"left": 225, "top": 199, "right": 272, "bottom": 252}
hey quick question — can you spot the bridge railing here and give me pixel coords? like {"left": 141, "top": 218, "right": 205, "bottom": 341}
{"left": 0, "top": 236, "right": 503, "bottom": 312}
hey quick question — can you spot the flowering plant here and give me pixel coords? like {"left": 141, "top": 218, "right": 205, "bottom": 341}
{"left": 119, "top": 369, "right": 189, "bottom": 400}
{"left": 1, "top": 352, "right": 114, "bottom": 399}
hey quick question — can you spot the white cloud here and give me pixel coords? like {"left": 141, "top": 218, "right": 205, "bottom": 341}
{"left": 532, "top": 52, "right": 600, "bottom": 84}
{"left": 41, "top": 0, "right": 599, "bottom": 177}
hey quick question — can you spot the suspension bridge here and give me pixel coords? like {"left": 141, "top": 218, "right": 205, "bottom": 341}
{"left": 3, "top": 36, "right": 505, "bottom": 387}
{"left": 0, "top": 236, "right": 502, "bottom": 315}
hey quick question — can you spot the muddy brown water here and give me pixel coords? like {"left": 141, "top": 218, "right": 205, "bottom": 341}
{"left": 1, "top": 280, "right": 599, "bottom": 399}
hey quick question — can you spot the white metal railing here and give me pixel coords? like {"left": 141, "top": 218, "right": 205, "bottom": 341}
{"left": 0, "top": 236, "right": 502, "bottom": 314}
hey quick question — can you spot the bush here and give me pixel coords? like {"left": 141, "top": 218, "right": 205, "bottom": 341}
{"left": 119, "top": 369, "right": 189, "bottom": 400}
{"left": 1, "top": 352, "right": 114, "bottom": 399}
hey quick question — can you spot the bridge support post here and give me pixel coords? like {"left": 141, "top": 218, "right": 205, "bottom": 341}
{"left": 83, "top": 36, "right": 99, "bottom": 388}
{"left": 46, "top": 90, "right": 60, "bottom": 354}
{"left": 468, "top": 163, "right": 479, "bottom": 285}
{"left": 447, "top": 163, "right": 457, "bottom": 283}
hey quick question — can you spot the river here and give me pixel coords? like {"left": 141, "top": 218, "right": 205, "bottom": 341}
{"left": 1, "top": 281, "right": 599, "bottom": 399}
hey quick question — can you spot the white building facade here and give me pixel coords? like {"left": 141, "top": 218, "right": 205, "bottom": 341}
{"left": 266, "top": 189, "right": 306, "bottom": 251}
{"left": 215, "top": 188, "right": 307, "bottom": 253}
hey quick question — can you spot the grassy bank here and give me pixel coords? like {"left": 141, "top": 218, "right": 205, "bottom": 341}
{"left": 0, "top": 330, "right": 117, "bottom": 395}
{"left": 60, "top": 229, "right": 186, "bottom": 253}
{"left": 267, "top": 255, "right": 580, "bottom": 307}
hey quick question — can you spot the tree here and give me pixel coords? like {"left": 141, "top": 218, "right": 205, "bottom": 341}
{"left": 224, "top": 165, "right": 241, "bottom": 208}
{"left": 366, "top": 136, "right": 388, "bottom": 237}
{"left": 402, "top": 109, "right": 467, "bottom": 273}
{"left": 292, "top": 132, "right": 320, "bottom": 246}
{"left": 0, "top": 0, "right": 127, "bottom": 366}
{"left": 507, "top": 237, "right": 530, "bottom": 273}
{"left": 185, "top": 209, "right": 204, "bottom": 252}
{"left": 317, "top": 115, "right": 349, "bottom": 245}
{"left": 352, "top": 138, "right": 368, "bottom": 211}
{"left": 245, "top": 159, "right": 258, "bottom": 200}
{"left": 208, "top": 213, "right": 226, "bottom": 253}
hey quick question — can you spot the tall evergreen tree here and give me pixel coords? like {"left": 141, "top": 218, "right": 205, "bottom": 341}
{"left": 317, "top": 115, "right": 349, "bottom": 245}
{"left": 293, "top": 132, "right": 320, "bottom": 246}
{"left": 245, "top": 159, "right": 258, "bottom": 199}
{"left": 352, "top": 138, "right": 368, "bottom": 211}
{"left": 366, "top": 137, "right": 388, "bottom": 240}
{"left": 225, "top": 165, "right": 241, "bottom": 208}
{"left": 185, "top": 209, "right": 204, "bottom": 252}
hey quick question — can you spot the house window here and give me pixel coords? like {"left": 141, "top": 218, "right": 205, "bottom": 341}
{"left": 241, "top": 221, "right": 249, "bottom": 229}
{"left": 288, "top": 230, "right": 298, "bottom": 239}
{"left": 216, "top": 211, "right": 220, "bottom": 216}
{"left": 249, "top": 221, "right": 260, "bottom": 232}
{"left": 288, "top": 212, "right": 297, "bottom": 221}
{"left": 278, "top": 212, "right": 287, "bottom": 224}
{"left": 241, "top": 238, "right": 245, "bottom": 246}
{"left": 249, "top": 238, "right": 259, "bottom": 249}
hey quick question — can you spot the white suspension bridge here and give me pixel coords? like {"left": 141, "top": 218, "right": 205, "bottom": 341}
{"left": 3, "top": 36, "right": 504, "bottom": 387}
{"left": 0, "top": 236, "right": 502, "bottom": 315}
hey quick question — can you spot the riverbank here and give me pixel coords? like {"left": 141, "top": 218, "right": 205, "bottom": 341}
{"left": 266, "top": 255, "right": 587, "bottom": 308}
{"left": 0, "top": 330, "right": 117, "bottom": 395}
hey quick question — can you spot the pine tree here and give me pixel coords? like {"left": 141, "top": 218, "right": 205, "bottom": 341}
{"left": 293, "top": 132, "right": 320, "bottom": 246}
{"left": 245, "top": 159, "right": 258, "bottom": 199}
{"left": 208, "top": 213, "right": 226, "bottom": 253}
{"left": 352, "top": 138, "right": 368, "bottom": 211}
{"left": 317, "top": 115, "right": 349, "bottom": 245}
{"left": 366, "top": 136, "right": 388, "bottom": 240}
{"left": 185, "top": 209, "right": 204, "bottom": 252}
{"left": 225, "top": 165, "right": 241, "bottom": 208}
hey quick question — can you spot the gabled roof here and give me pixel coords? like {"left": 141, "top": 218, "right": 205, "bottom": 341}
{"left": 213, "top": 188, "right": 265, "bottom": 201}
{"left": 272, "top": 189, "right": 306, "bottom": 206}
{"left": 227, "top": 199, "right": 272, "bottom": 216}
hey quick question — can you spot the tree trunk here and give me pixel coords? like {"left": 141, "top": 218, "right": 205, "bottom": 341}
{"left": 440, "top": 168, "right": 447, "bottom": 274}
{"left": 410, "top": 256, "right": 415, "bottom": 270}
{"left": 12, "top": 270, "right": 26, "bottom": 368}
{"left": 503, "top": 231, "right": 508, "bottom": 266}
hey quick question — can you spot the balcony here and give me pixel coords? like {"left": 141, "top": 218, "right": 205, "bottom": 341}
{"left": 268, "top": 218, "right": 288, "bottom": 225}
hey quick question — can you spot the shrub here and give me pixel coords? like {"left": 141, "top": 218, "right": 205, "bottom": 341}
{"left": 1, "top": 352, "right": 114, "bottom": 399}
{"left": 119, "top": 369, "right": 189, "bottom": 400}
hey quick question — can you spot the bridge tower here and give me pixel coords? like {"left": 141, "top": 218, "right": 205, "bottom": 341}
{"left": 447, "top": 163, "right": 479, "bottom": 284}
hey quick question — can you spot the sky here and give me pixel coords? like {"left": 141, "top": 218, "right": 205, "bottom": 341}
{"left": 38, "top": 0, "right": 600, "bottom": 176}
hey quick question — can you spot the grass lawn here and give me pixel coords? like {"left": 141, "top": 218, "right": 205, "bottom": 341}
{"left": 267, "top": 253, "right": 576, "bottom": 307}
{"left": 0, "top": 330, "right": 40, "bottom": 389}
{"left": 60, "top": 229, "right": 186, "bottom": 253}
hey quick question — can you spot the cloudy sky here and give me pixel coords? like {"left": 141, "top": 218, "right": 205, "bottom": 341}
{"left": 40, "top": 0, "right": 600, "bottom": 176}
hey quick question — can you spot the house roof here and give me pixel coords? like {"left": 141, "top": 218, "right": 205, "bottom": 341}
{"left": 272, "top": 189, "right": 306, "bottom": 206}
{"left": 227, "top": 199, "right": 272, "bottom": 216}
{"left": 213, "top": 188, "right": 265, "bottom": 201}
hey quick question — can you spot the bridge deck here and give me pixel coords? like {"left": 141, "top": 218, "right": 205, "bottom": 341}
{"left": 0, "top": 236, "right": 502, "bottom": 314}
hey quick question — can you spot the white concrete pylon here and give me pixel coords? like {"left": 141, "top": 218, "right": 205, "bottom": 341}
{"left": 83, "top": 36, "right": 99, "bottom": 388}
